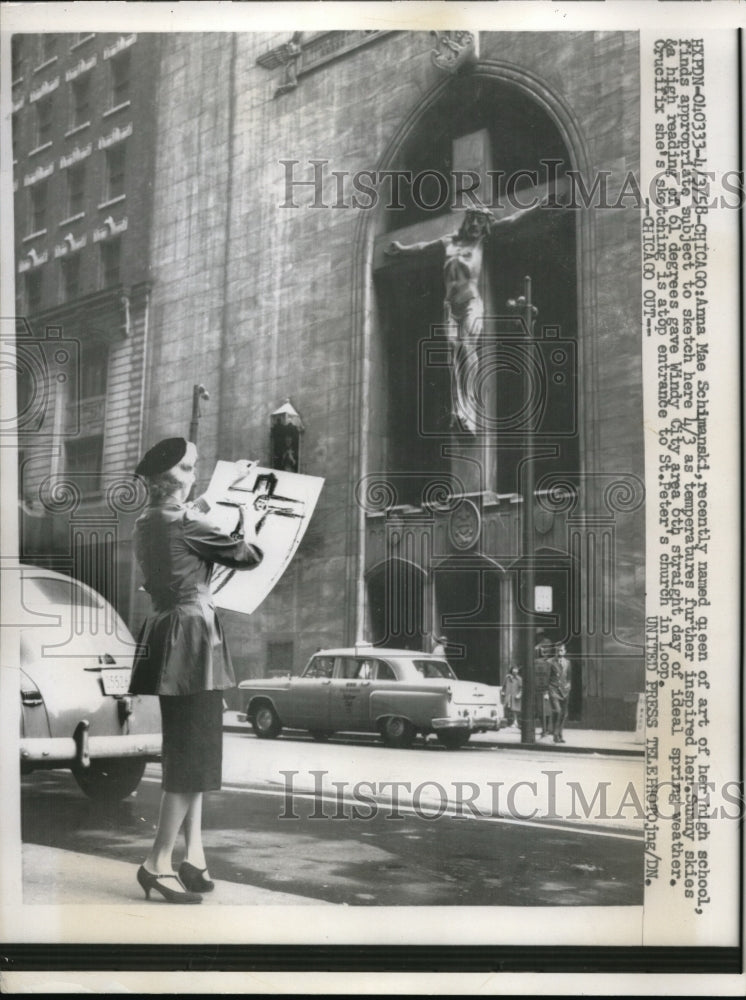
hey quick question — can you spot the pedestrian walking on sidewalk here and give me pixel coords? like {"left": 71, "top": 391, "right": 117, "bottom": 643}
{"left": 130, "top": 438, "right": 263, "bottom": 903}
{"left": 501, "top": 665, "right": 523, "bottom": 727}
{"left": 547, "top": 643, "right": 572, "bottom": 744}
{"left": 533, "top": 642, "right": 552, "bottom": 737}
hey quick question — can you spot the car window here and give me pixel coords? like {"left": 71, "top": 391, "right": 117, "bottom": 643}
{"left": 376, "top": 661, "right": 396, "bottom": 681}
{"left": 338, "top": 657, "right": 363, "bottom": 679}
{"left": 303, "top": 656, "right": 334, "bottom": 678}
{"left": 412, "top": 659, "right": 457, "bottom": 680}
{"left": 24, "top": 576, "right": 103, "bottom": 611}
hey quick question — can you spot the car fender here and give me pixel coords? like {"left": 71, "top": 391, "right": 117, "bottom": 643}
{"left": 370, "top": 685, "right": 448, "bottom": 728}
{"left": 245, "top": 691, "right": 285, "bottom": 722}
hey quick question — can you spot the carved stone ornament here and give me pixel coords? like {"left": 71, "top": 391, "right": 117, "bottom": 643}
{"left": 430, "top": 31, "right": 479, "bottom": 74}
{"left": 448, "top": 498, "right": 481, "bottom": 551}
{"left": 256, "top": 32, "right": 304, "bottom": 98}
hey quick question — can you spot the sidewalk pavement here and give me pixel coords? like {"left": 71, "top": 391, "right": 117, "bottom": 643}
{"left": 223, "top": 711, "right": 644, "bottom": 757}
{"left": 22, "top": 843, "right": 326, "bottom": 906}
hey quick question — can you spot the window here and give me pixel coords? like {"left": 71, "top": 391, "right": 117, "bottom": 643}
{"left": 11, "top": 36, "right": 23, "bottom": 82}
{"left": 100, "top": 237, "right": 121, "bottom": 287}
{"left": 25, "top": 271, "right": 43, "bottom": 313}
{"left": 70, "top": 75, "right": 90, "bottom": 130}
{"left": 29, "top": 181, "right": 47, "bottom": 233}
{"left": 12, "top": 112, "right": 20, "bottom": 161}
{"left": 413, "top": 659, "right": 457, "bottom": 680}
{"left": 60, "top": 254, "right": 81, "bottom": 301}
{"left": 266, "top": 640, "right": 294, "bottom": 676}
{"left": 35, "top": 96, "right": 53, "bottom": 147}
{"left": 104, "top": 143, "right": 126, "bottom": 201}
{"left": 304, "top": 656, "right": 334, "bottom": 678}
{"left": 64, "top": 436, "right": 104, "bottom": 496}
{"left": 25, "top": 575, "right": 103, "bottom": 612}
{"left": 78, "top": 343, "right": 108, "bottom": 399}
{"left": 67, "top": 163, "right": 86, "bottom": 216}
{"left": 41, "top": 35, "right": 57, "bottom": 63}
{"left": 110, "top": 50, "right": 131, "bottom": 107}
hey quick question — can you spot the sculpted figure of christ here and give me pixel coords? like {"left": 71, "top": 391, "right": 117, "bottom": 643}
{"left": 385, "top": 202, "right": 543, "bottom": 434}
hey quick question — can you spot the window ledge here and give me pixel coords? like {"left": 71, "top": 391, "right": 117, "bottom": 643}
{"left": 98, "top": 195, "right": 126, "bottom": 210}
{"left": 64, "top": 122, "right": 91, "bottom": 139}
{"left": 70, "top": 34, "right": 96, "bottom": 52}
{"left": 59, "top": 213, "right": 86, "bottom": 227}
{"left": 23, "top": 229, "right": 48, "bottom": 243}
{"left": 28, "top": 142, "right": 53, "bottom": 158}
{"left": 33, "top": 57, "right": 58, "bottom": 75}
{"left": 103, "top": 100, "right": 131, "bottom": 119}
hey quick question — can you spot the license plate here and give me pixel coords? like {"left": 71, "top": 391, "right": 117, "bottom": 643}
{"left": 101, "top": 669, "right": 131, "bottom": 695}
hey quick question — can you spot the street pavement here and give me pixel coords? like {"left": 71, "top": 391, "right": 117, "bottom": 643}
{"left": 20, "top": 723, "right": 644, "bottom": 907}
{"left": 21, "top": 843, "right": 326, "bottom": 906}
{"left": 223, "top": 711, "right": 644, "bottom": 756}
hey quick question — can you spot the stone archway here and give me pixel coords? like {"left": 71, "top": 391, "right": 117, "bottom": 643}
{"left": 366, "top": 556, "right": 427, "bottom": 651}
{"left": 432, "top": 554, "right": 511, "bottom": 685}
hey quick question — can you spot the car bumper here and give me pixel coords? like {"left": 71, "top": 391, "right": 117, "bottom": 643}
{"left": 20, "top": 723, "right": 162, "bottom": 768}
{"left": 431, "top": 716, "right": 499, "bottom": 731}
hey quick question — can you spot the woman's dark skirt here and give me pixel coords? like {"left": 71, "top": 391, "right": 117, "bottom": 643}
{"left": 159, "top": 690, "right": 224, "bottom": 793}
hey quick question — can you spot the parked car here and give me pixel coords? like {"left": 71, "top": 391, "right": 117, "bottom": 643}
{"left": 18, "top": 566, "right": 161, "bottom": 800}
{"left": 239, "top": 647, "right": 503, "bottom": 749}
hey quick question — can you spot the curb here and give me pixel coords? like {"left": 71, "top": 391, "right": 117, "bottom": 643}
{"left": 223, "top": 720, "right": 644, "bottom": 757}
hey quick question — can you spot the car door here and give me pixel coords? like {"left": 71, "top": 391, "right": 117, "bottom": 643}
{"left": 286, "top": 655, "right": 333, "bottom": 730}
{"left": 328, "top": 656, "right": 375, "bottom": 733}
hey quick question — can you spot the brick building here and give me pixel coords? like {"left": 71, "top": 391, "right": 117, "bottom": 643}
{"left": 14, "top": 29, "right": 645, "bottom": 728}
{"left": 12, "top": 31, "right": 159, "bottom": 617}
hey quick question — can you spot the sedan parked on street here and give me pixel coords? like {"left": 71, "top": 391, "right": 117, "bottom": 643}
{"left": 18, "top": 566, "right": 161, "bottom": 800}
{"left": 239, "top": 647, "right": 502, "bottom": 749}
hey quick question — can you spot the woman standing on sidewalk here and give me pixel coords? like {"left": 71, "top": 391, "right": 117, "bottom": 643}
{"left": 501, "top": 665, "right": 523, "bottom": 727}
{"left": 130, "top": 438, "right": 263, "bottom": 904}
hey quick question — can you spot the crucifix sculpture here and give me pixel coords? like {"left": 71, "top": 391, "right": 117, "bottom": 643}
{"left": 384, "top": 203, "right": 543, "bottom": 434}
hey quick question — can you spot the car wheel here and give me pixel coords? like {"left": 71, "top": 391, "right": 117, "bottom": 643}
{"left": 381, "top": 716, "right": 416, "bottom": 749}
{"left": 250, "top": 701, "right": 282, "bottom": 739}
{"left": 310, "top": 731, "right": 332, "bottom": 742}
{"left": 72, "top": 758, "right": 147, "bottom": 801}
{"left": 436, "top": 730, "right": 471, "bottom": 750}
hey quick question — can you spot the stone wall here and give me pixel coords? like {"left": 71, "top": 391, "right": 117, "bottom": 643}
{"left": 144, "top": 30, "right": 644, "bottom": 721}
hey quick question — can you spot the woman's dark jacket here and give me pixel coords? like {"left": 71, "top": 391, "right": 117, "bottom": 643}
{"left": 129, "top": 501, "right": 262, "bottom": 696}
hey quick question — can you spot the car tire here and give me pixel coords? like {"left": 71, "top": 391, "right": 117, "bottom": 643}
{"left": 380, "top": 716, "right": 416, "bottom": 749}
{"left": 250, "top": 701, "right": 282, "bottom": 739}
{"left": 436, "top": 730, "right": 471, "bottom": 750}
{"left": 72, "top": 758, "right": 147, "bottom": 801}
{"left": 310, "top": 731, "right": 332, "bottom": 742}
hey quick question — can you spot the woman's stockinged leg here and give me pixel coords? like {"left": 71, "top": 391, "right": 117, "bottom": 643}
{"left": 144, "top": 790, "right": 194, "bottom": 875}
{"left": 183, "top": 793, "right": 208, "bottom": 873}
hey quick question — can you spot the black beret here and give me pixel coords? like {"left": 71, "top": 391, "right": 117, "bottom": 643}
{"left": 135, "top": 437, "right": 187, "bottom": 477}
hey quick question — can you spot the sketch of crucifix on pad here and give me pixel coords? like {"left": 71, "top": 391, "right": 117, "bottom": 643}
{"left": 195, "top": 461, "right": 324, "bottom": 614}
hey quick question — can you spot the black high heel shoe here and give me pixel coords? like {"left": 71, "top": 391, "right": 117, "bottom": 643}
{"left": 137, "top": 865, "right": 202, "bottom": 904}
{"left": 179, "top": 860, "right": 215, "bottom": 893}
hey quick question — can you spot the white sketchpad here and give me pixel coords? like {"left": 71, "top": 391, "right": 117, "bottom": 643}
{"left": 196, "top": 461, "right": 324, "bottom": 615}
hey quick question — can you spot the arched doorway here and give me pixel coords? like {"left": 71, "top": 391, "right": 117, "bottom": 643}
{"left": 366, "top": 557, "right": 426, "bottom": 651}
{"left": 433, "top": 555, "right": 510, "bottom": 686}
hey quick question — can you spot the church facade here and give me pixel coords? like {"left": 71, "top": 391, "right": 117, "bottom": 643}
{"left": 138, "top": 30, "right": 644, "bottom": 729}
{"left": 13, "top": 29, "right": 644, "bottom": 730}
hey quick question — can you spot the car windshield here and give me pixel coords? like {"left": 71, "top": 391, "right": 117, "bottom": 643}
{"left": 24, "top": 576, "right": 103, "bottom": 611}
{"left": 412, "top": 659, "right": 456, "bottom": 680}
